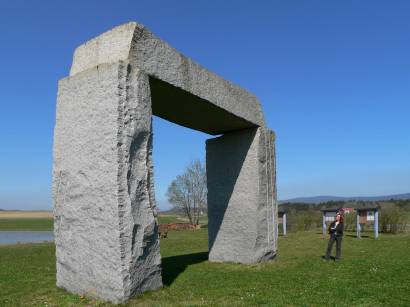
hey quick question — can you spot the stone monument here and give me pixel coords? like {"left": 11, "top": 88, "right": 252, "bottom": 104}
{"left": 53, "top": 22, "right": 277, "bottom": 304}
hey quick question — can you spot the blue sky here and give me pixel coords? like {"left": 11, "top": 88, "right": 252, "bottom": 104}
{"left": 0, "top": 1, "right": 409, "bottom": 210}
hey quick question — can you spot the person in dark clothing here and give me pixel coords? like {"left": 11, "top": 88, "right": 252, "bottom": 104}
{"left": 325, "top": 212, "right": 344, "bottom": 261}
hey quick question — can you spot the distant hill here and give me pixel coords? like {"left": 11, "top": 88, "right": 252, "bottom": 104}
{"left": 280, "top": 193, "right": 410, "bottom": 204}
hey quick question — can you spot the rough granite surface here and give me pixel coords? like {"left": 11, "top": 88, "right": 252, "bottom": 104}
{"left": 54, "top": 21, "right": 277, "bottom": 304}
{"left": 206, "top": 128, "right": 277, "bottom": 263}
{"left": 53, "top": 61, "right": 162, "bottom": 304}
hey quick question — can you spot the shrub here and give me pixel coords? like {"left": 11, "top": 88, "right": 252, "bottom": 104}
{"left": 380, "top": 208, "right": 407, "bottom": 234}
{"left": 286, "top": 210, "right": 321, "bottom": 232}
{"left": 343, "top": 213, "right": 356, "bottom": 232}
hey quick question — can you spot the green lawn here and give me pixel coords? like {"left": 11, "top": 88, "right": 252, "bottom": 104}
{"left": 1, "top": 230, "right": 409, "bottom": 306}
{"left": 157, "top": 215, "right": 183, "bottom": 225}
{"left": 0, "top": 218, "right": 54, "bottom": 231}
{"left": 0, "top": 214, "right": 201, "bottom": 231}
{"left": 158, "top": 214, "right": 208, "bottom": 226}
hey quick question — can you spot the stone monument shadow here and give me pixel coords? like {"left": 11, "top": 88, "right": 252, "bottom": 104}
{"left": 161, "top": 252, "right": 208, "bottom": 286}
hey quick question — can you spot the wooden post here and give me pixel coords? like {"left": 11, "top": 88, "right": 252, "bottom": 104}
{"left": 322, "top": 213, "right": 326, "bottom": 235}
{"left": 283, "top": 213, "right": 287, "bottom": 236}
{"left": 356, "top": 211, "right": 361, "bottom": 238}
{"left": 374, "top": 209, "right": 379, "bottom": 239}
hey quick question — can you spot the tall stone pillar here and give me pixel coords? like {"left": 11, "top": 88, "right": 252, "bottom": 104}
{"left": 206, "top": 127, "right": 277, "bottom": 264}
{"left": 52, "top": 60, "right": 162, "bottom": 304}
{"left": 53, "top": 21, "right": 278, "bottom": 303}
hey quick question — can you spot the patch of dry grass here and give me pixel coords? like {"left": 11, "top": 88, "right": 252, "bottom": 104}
{"left": 0, "top": 211, "right": 52, "bottom": 219}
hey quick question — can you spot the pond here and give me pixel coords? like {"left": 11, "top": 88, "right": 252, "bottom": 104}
{"left": 0, "top": 231, "right": 54, "bottom": 245}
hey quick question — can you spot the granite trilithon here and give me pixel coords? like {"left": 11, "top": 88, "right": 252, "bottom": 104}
{"left": 53, "top": 22, "right": 277, "bottom": 304}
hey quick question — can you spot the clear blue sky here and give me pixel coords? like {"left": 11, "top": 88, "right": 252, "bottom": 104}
{"left": 1, "top": 1, "right": 409, "bottom": 210}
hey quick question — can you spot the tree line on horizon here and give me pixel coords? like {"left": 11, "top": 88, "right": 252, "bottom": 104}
{"left": 279, "top": 199, "right": 410, "bottom": 212}
{"left": 163, "top": 159, "right": 410, "bottom": 233}
{"left": 279, "top": 199, "right": 410, "bottom": 234}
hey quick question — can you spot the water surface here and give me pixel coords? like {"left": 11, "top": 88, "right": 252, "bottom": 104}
{"left": 0, "top": 231, "right": 54, "bottom": 245}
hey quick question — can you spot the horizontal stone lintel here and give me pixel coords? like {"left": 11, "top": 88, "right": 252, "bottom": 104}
{"left": 68, "top": 22, "right": 265, "bottom": 130}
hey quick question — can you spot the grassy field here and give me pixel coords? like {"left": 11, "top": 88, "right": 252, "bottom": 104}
{"left": 0, "top": 211, "right": 54, "bottom": 231}
{"left": 0, "top": 213, "right": 204, "bottom": 231}
{"left": 157, "top": 214, "right": 184, "bottom": 224}
{"left": 1, "top": 229, "right": 409, "bottom": 306}
{"left": 0, "top": 218, "right": 53, "bottom": 231}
